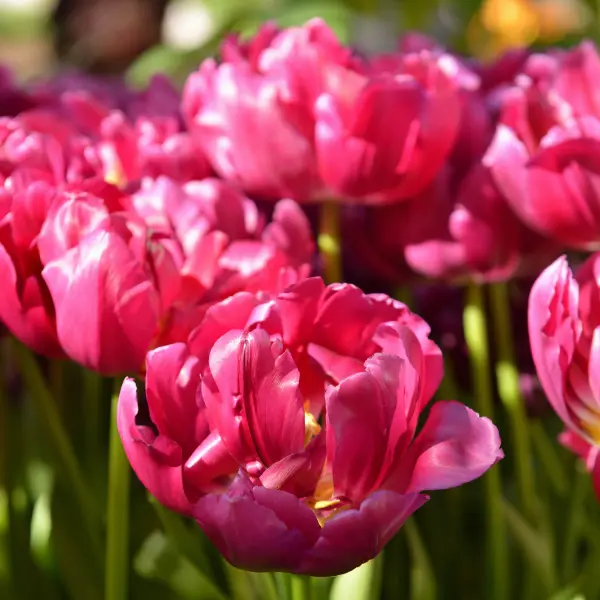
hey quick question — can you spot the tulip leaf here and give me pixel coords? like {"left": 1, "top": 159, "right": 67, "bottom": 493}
{"left": 330, "top": 555, "right": 383, "bottom": 600}
{"left": 530, "top": 422, "right": 569, "bottom": 496}
{"left": 548, "top": 585, "right": 585, "bottom": 600}
{"left": 151, "top": 497, "right": 229, "bottom": 595}
{"left": 404, "top": 520, "right": 436, "bottom": 600}
{"left": 501, "top": 498, "right": 558, "bottom": 594}
{"left": 312, "top": 576, "right": 334, "bottom": 600}
{"left": 50, "top": 483, "right": 103, "bottom": 600}
{"left": 151, "top": 498, "right": 212, "bottom": 575}
{"left": 135, "top": 530, "right": 229, "bottom": 600}
{"left": 244, "top": 571, "right": 280, "bottom": 600}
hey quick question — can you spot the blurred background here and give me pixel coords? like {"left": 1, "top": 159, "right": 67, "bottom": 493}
{"left": 1, "top": 0, "right": 599, "bottom": 84}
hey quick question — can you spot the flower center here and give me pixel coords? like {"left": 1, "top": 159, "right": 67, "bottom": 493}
{"left": 582, "top": 418, "right": 600, "bottom": 445}
{"left": 304, "top": 472, "right": 350, "bottom": 526}
{"left": 304, "top": 410, "right": 321, "bottom": 446}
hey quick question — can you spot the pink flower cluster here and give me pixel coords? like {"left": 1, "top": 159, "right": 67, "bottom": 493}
{"left": 30, "top": 18, "right": 600, "bottom": 575}
{"left": 0, "top": 70, "right": 312, "bottom": 374}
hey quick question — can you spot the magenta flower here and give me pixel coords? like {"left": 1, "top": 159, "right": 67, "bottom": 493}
{"left": 485, "top": 43, "right": 600, "bottom": 250}
{"left": 183, "top": 20, "right": 336, "bottom": 202}
{"left": 315, "top": 48, "right": 462, "bottom": 202}
{"left": 184, "top": 19, "right": 463, "bottom": 203}
{"left": 529, "top": 253, "right": 600, "bottom": 496}
{"left": 119, "top": 285, "right": 502, "bottom": 575}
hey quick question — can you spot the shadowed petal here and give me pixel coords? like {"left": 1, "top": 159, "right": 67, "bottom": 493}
{"left": 193, "top": 477, "right": 320, "bottom": 572}
{"left": 298, "top": 491, "right": 427, "bottom": 576}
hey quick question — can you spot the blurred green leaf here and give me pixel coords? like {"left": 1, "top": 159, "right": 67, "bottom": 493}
{"left": 151, "top": 497, "right": 229, "bottom": 595}
{"left": 330, "top": 555, "right": 383, "bottom": 600}
{"left": 549, "top": 585, "right": 585, "bottom": 600}
{"left": 0, "top": 9, "right": 49, "bottom": 39}
{"left": 404, "top": 519, "right": 436, "bottom": 600}
{"left": 312, "top": 575, "right": 334, "bottom": 600}
{"left": 501, "top": 498, "right": 557, "bottom": 595}
{"left": 531, "top": 422, "right": 569, "bottom": 496}
{"left": 135, "top": 530, "right": 229, "bottom": 600}
{"left": 240, "top": 0, "right": 353, "bottom": 43}
{"left": 50, "top": 483, "right": 102, "bottom": 600}
{"left": 245, "top": 571, "right": 280, "bottom": 600}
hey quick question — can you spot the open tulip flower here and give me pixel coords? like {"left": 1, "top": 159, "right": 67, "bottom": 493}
{"left": 119, "top": 280, "right": 503, "bottom": 575}
{"left": 183, "top": 18, "right": 463, "bottom": 203}
{"left": 529, "top": 253, "right": 600, "bottom": 497}
{"left": 486, "top": 42, "right": 600, "bottom": 250}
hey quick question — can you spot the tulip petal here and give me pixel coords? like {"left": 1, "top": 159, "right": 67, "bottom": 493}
{"left": 0, "top": 243, "right": 63, "bottom": 357}
{"left": 187, "top": 291, "right": 262, "bottom": 365}
{"left": 275, "top": 277, "right": 324, "bottom": 345}
{"left": 205, "top": 329, "right": 305, "bottom": 467}
{"left": 402, "top": 401, "right": 503, "bottom": 493}
{"left": 117, "top": 378, "right": 191, "bottom": 515}
{"left": 260, "top": 431, "right": 327, "bottom": 497}
{"left": 145, "top": 343, "right": 206, "bottom": 457}
{"left": 528, "top": 256, "right": 580, "bottom": 430}
{"left": 298, "top": 491, "right": 427, "bottom": 576}
{"left": 327, "top": 371, "right": 389, "bottom": 503}
{"left": 184, "top": 430, "right": 238, "bottom": 492}
{"left": 193, "top": 477, "right": 320, "bottom": 573}
{"left": 485, "top": 124, "right": 530, "bottom": 222}
{"left": 42, "top": 230, "right": 160, "bottom": 375}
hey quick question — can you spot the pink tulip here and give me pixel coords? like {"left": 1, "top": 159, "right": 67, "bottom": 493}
{"left": 342, "top": 160, "right": 554, "bottom": 285}
{"left": 315, "top": 48, "right": 462, "bottom": 201}
{"left": 529, "top": 253, "right": 600, "bottom": 494}
{"left": 0, "top": 177, "right": 63, "bottom": 356}
{"left": 131, "top": 178, "right": 314, "bottom": 346}
{"left": 183, "top": 19, "right": 332, "bottom": 202}
{"left": 120, "top": 284, "right": 502, "bottom": 574}
{"left": 486, "top": 42, "right": 600, "bottom": 249}
{"left": 487, "top": 116, "right": 600, "bottom": 249}
{"left": 192, "top": 329, "right": 501, "bottom": 575}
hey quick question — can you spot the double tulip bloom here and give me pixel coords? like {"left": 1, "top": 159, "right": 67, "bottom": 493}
{"left": 487, "top": 42, "right": 600, "bottom": 249}
{"left": 119, "top": 279, "right": 503, "bottom": 575}
{"left": 529, "top": 254, "right": 600, "bottom": 497}
{"left": 183, "top": 18, "right": 462, "bottom": 203}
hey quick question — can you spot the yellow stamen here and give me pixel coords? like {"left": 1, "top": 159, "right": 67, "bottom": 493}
{"left": 304, "top": 411, "right": 321, "bottom": 446}
{"left": 582, "top": 419, "right": 600, "bottom": 444}
{"left": 104, "top": 163, "right": 127, "bottom": 189}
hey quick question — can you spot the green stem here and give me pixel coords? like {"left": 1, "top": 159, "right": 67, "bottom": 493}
{"left": 530, "top": 422, "right": 568, "bottom": 495}
{"left": 318, "top": 200, "right": 342, "bottom": 284}
{"left": 290, "top": 575, "right": 313, "bottom": 600}
{"left": 10, "top": 341, "right": 100, "bottom": 555}
{"left": 463, "top": 284, "right": 508, "bottom": 600}
{"left": 104, "top": 381, "right": 131, "bottom": 600}
{"left": 150, "top": 498, "right": 212, "bottom": 577}
{"left": 274, "top": 573, "right": 291, "bottom": 600}
{"left": 563, "top": 467, "right": 588, "bottom": 583}
{"left": 488, "top": 282, "right": 536, "bottom": 518}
